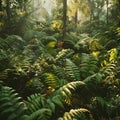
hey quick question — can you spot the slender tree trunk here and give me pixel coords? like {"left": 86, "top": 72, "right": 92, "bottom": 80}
{"left": 62, "top": 0, "right": 67, "bottom": 41}
{"left": 74, "top": 0, "right": 78, "bottom": 27}
{"left": 5, "top": 0, "right": 11, "bottom": 20}
{"left": 75, "top": 10, "right": 78, "bottom": 25}
{"left": 117, "top": 0, "right": 120, "bottom": 25}
{"left": 106, "top": 0, "right": 109, "bottom": 24}
{"left": 0, "top": 1, "right": 2, "bottom": 11}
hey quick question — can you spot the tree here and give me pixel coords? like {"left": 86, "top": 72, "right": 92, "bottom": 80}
{"left": 106, "top": 0, "right": 109, "bottom": 24}
{"left": 62, "top": 0, "right": 67, "bottom": 41}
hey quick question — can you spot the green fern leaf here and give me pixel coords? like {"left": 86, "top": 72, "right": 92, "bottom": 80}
{"left": 25, "top": 93, "right": 45, "bottom": 113}
{"left": 58, "top": 108, "right": 93, "bottom": 120}
{"left": 66, "top": 59, "right": 80, "bottom": 81}
{"left": 55, "top": 49, "right": 74, "bottom": 62}
{"left": 0, "top": 86, "right": 26, "bottom": 120}
{"left": 52, "top": 95, "right": 64, "bottom": 108}
{"left": 42, "top": 73, "right": 59, "bottom": 89}
{"left": 80, "top": 53, "right": 98, "bottom": 78}
{"left": 46, "top": 99, "right": 55, "bottom": 112}
{"left": 28, "top": 108, "right": 52, "bottom": 120}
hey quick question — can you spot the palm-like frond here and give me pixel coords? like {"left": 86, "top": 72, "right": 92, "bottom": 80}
{"left": 5, "top": 35, "right": 24, "bottom": 50}
{"left": 53, "top": 66, "right": 68, "bottom": 87}
{"left": 0, "top": 70, "right": 8, "bottom": 81}
{"left": 25, "top": 93, "right": 52, "bottom": 120}
{"left": 89, "top": 97, "right": 110, "bottom": 119}
{"left": 0, "top": 49, "right": 10, "bottom": 71}
{"left": 58, "top": 108, "right": 93, "bottom": 120}
{"left": 80, "top": 53, "right": 98, "bottom": 78}
{"left": 65, "top": 58, "right": 80, "bottom": 81}
{"left": 55, "top": 49, "right": 74, "bottom": 62}
{"left": 100, "top": 62, "right": 116, "bottom": 76}
{"left": 27, "top": 108, "right": 52, "bottom": 120}
{"left": 42, "top": 73, "right": 59, "bottom": 89}
{"left": 53, "top": 66, "right": 66, "bottom": 79}
{"left": 45, "top": 81, "right": 87, "bottom": 110}
{"left": 52, "top": 81, "right": 86, "bottom": 107}
{"left": 0, "top": 85, "right": 27, "bottom": 120}
{"left": 25, "top": 93, "right": 45, "bottom": 113}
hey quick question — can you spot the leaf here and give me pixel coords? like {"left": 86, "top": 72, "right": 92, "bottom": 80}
{"left": 52, "top": 95, "right": 64, "bottom": 108}
{"left": 47, "top": 99, "right": 55, "bottom": 112}
{"left": 66, "top": 59, "right": 80, "bottom": 81}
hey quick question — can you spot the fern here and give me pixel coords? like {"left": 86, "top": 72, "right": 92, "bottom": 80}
{"left": 65, "top": 58, "right": 80, "bottom": 81}
{"left": 53, "top": 66, "right": 66, "bottom": 79}
{"left": 0, "top": 85, "right": 27, "bottom": 120}
{"left": 55, "top": 49, "right": 74, "bottom": 62}
{"left": 52, "top": 81, "right": 86, "bottom": 107}
{"left": 100, "top": 61, "right": 116, "bottom": 82}
{"left": 25, "top": 93, "right": 45, "bottom": 113}
{"left": 27, "top": 108, "right": 52, "bottom": 120}
{"left": 80, "top": 53, "right": 98, "bottom": 78}
{"left": 42, "top": 73, "right": 59, "bottom": 89}
{"left": 58, "top": 108, "right": 93, "bottom": 120}
{"left": 0, "top": 37, "right": 9, "bottom": 50}
{"left": 89, "top": 97, "right": 110, "bottom": 119}
{"left": 25, "top": 93, "right": 52, "bottom": 120}
{"left": 53, "top": 66, "right": 68, "bottom": 87}
{"left": 41, "top": 35, "right": 57, "bottom": 45}
{"left": 23, "top": 30, "right": 47, "bottom": 41}
{"left": 5, "top": 35, "right": 24, "bottom": 50}
{"left": 0, "top": 49, "right": 10, "bottom": 71}
{"left": 64, "top": 32, "right": 79, "bottom": 47}
{"left": 46, "top": 81, "right": 87, "bottom": 109}
{"left": 100, "top": 62, "right": 116, "bottom": 75}
{"left": 0, "top": 70, "right": 8, "bottom": 81}
{"left": 59, "top": 81, "right": 86, "bottom": 97}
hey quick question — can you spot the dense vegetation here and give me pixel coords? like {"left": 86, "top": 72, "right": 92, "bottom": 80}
{"left": 0, "top": 0, "right": 120, "bottom": 120}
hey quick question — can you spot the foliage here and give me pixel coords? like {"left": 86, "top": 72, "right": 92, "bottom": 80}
{"left": 0, "top": 84, "right": 27, "bottom": 120}
{"left": 58, "top": 108, "right": 93, "bottom": 120}
{"left": 0, "top": 0, "right": 120, "bottom": 119}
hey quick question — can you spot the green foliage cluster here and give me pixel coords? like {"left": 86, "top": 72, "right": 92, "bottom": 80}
{"left": 0, "top": 0, "right": 120, "bottom": 120}
{"left": 0, "top": 28, "right": 120, "bottom": 119}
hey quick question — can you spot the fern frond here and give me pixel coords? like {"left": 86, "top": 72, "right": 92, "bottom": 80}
{"left": 84, "top": 73, "right": 103, "bottom": 84}
{"left": 65, "top": 58, "right": 80, "bottom": 81}
{"left": 23, "top": 30, "right": 47, "bottom": 41}
{"left": 90, "top": 97, "right": 109, "bottom": 118}
{"left": 25, "top": 93, "right": 45, "bottom": 113}
{"left": 0, "top": 86, "right": 27, "bottom": 120}
{"left": 55, "top": 49, "right": 74, "bottom": 62}
{"left": 25, "top": 93, "right": 53, "bottom": 119}
{"left": 53, "top": 66, "right": 66, "bottom": 79}
{"left": 27, "top": 108, "right": 52, "bottom": 120}
{"left": 41, "top": 35, "right": 57, "bottom": 45}
{"left": 100, "top": 62, "right": 116, "bottom": 76}
{"left": 59, "top": 81, "right": 86, "bottom": 97}
{"left": 42, "top": 73, "right": 59, "bottom": 89}
{"left": 0, "top": 70, "right": 8, "bottom": 80}
{"left": 5, "top": 35, "right": 24, "bottom": 50}
{"left": 51, "top": 81, "right": 86, "bottom": 107}
{"left": 0, "top": 37, "right": 9, "bottom": 50}
{"left": 80, "top": 53, "right": 98, "bottom": 78}
{"left": 58, "top": 108, "right": 93, "bottom": 120}
{"left": 44, "top": 81, "right": 87, "bottom": 109}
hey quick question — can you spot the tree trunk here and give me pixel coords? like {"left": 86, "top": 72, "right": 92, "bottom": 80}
{"left": 0, "top": 1, "right": 2, "bottom": 11}
{"left": 5, "top": 0, "right": 11, "bottom": 20}
{"left": 62, "top": 0, "right": 67, "bottom": 41}
{"left": 75, "top": 9, "right": 78, "bottom": 27}
{"left": 74, "top": 0, "right": 78, "bottom": 27}
{"left": 106, "top": 0, "right": 109, "bottom": 24}
{"left": 117, "top": 0, "right": 120, "bottom": 25}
